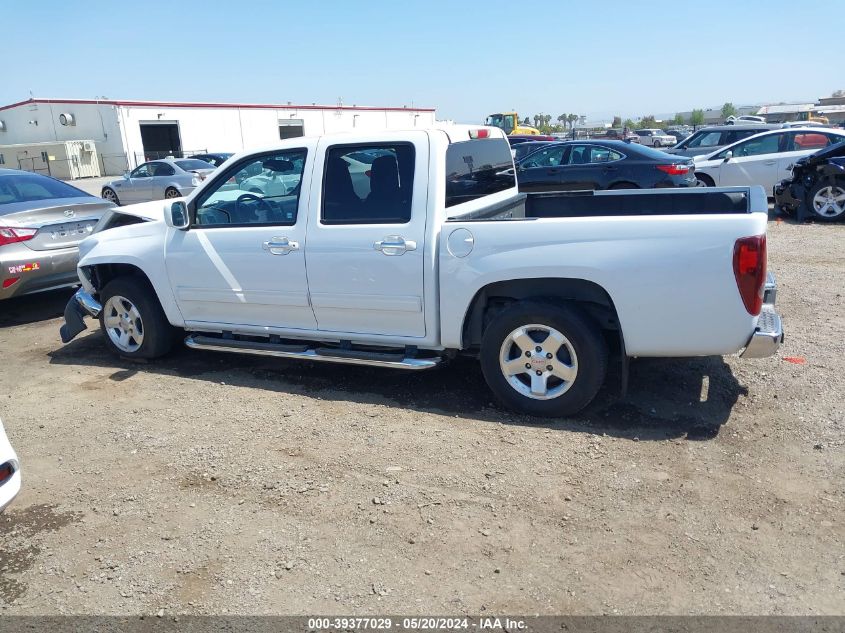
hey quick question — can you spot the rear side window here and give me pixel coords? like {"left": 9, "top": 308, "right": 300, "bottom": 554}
{"left": 445, "top": 139, "right": 515, "bottom": 208}
{"left": 322, "top": 144, "right": 415, "bottom": 224}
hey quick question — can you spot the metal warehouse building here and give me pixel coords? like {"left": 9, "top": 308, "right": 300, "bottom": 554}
{"left": 0, "top": 98, "right": 437, "bottom": 176}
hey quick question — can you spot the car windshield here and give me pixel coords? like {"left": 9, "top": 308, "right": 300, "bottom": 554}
{"left": 685, "top": 131, "right": 723, "bottom": 148}
{"left": 175, "top": 159, "right": 214, "bottom": 171}
{"left": 0, "top": 172, "right": 90, "bottom": 209}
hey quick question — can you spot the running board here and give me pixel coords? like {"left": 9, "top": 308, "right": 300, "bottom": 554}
{"left": 184, "top": 334, "right": 441, "bottom": 370}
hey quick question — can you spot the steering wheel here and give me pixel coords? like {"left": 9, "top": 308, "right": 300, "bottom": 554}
{"left": 236, "top": 193, "right": 274, "bottom": 219}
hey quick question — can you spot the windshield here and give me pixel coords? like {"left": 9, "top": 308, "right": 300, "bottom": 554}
{"left": 176, "top": 159, "right": 215, "bottom": 171}
{"left": 485, "top": 114, "right": 504, "bottom": 128}
{"left": 0, "top": 172, "right": 90, "bottom": 209}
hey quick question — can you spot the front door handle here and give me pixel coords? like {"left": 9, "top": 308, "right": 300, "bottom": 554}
{"left": 763, "top": 160, "right": 776, "bottom": 166}
{"left": 374, "top": 235, "right": 417, "bottom": 256}
{"left": 262, "top": 237, "right": 299, "bottom": 255}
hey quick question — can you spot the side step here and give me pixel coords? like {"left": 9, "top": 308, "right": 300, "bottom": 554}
{"left": 184, "top": 334, "right": 441, "bottom": 370}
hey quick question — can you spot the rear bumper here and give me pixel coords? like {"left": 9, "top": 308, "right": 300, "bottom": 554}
{"left": 0, "top": 245, "right": 79, "bottom": 300}
{"left": 739, "top": 274, "right": 783, "bottom": 359}
{"left": 59, "top": 288, "right": 102, "bottom": 343}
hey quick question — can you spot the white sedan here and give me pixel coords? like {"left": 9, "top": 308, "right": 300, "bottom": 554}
{"left": 0, "top": 418, "right": 20, "bottom": 512}
{"left": 693, "top": 127, "right": 845, "bottom": 194}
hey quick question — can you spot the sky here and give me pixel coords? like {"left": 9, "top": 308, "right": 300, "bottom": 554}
{"left": 2, "top": 0, "right": 840, "bottom": 125}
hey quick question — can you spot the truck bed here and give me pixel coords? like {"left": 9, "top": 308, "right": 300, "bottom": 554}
{"left": 447, "top": 186, "right": 762, "bottom": 221}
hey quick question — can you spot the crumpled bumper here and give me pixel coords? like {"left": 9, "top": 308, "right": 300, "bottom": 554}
{"left": 59, "top": 288, "right": 102, "bottom": 343}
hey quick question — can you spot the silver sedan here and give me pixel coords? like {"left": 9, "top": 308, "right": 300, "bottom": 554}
{"left": 101, "top": 158, "right": 215, "bottom": 205}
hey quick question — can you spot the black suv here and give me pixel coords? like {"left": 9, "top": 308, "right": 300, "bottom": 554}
{"left": 664, "top": 124, "right": 779, "bottom": 157}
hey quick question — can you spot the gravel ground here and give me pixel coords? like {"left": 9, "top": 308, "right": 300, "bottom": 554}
{"left": 0, "top": 215, "right": 842, "bottom": 615}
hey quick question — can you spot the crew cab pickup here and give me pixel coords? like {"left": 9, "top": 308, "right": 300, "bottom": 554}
{"left": 59, "top": 126, "right": 783, "bottom": 417}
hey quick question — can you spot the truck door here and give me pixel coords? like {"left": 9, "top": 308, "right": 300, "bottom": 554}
{"left": 305, "top": 134, "right": 429, "bottom": 337}
{"left": 164, "top": 146, "right": 317, "bottom": 331}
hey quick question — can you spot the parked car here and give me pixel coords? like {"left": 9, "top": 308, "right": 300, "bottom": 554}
{"left": 693, "top": 128, "right": 845, "bottom": 194}
{"left": 775, "top": 139, "right": 845, "bottom": 221}
{"left": 101, "top": 158, "right": 216, "bottom": 205}
{"left": 633, "top": 129, "right": 676, "bottom": 148}
{"left": 598, "top": 128, "right": 640, "bottom": 142}
{"left": 0, "top": 169, "right": 115, "bottom": 300}
{"left": 59, "top": 125, "right": 781, "bottom": 418}
{"left": 665, "top": 129, "right": 690, "bottom": 144}
{"left": 516, "top": 140, "right": 695, "bottom": 192}
{"left": 0, "top": 418, "right": 20, "bottom": 512}
{"left": 725, "top": 115, "right": 767, "bottom": 125}
{"left": 512, "top": 140, "right": 557, "bottom": 162}
{"left": 665, "top": 124, "right": 780, "bottom": 157}
{"left": 188, "top": 153, "right": 233, "bottom": 168}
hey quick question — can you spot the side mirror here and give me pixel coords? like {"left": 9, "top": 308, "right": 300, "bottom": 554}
{"left": 723, "top": 151, "right": 733, "bottom": 162}
{"left": 123, "top": 171, "right": 130, "bottom": 179}
{"left": 166, "top": 200, "right": 190, "bottom": 230}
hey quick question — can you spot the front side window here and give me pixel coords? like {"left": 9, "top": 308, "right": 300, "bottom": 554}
{"left": 685, "top": 132, "right": 722, "bottom": 148}
{"left": 131, "top": 164, "right": 153, "bottom": 178}
{"left": 521, "top": 145, "right": 567, "bottom": 168}
{"left": 194, "top": 149, "right": 307, "bottom": 226}
{"left": 322, "top": 144, "right": 415, "bottom": 224}
{"left": 728, "top": 133, "right": 781, "bottom": 158}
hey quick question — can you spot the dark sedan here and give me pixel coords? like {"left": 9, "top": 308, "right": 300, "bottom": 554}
{"left": 188, "top": 153, "right": 233, "bottom": 168}
{"left": 516, "top": 141, "right": 696, "bottom": 192}
{"left": 506, "top": 134, "right": 557, "bottom": 146}
{"left": 775, "top": 139, "right": 845, "bottom": 222}
{"left": 512, "top": 140, "right": 557, "bottom": 163}
{"left": 0, "top": 169, "right": 115, "bottom": 300}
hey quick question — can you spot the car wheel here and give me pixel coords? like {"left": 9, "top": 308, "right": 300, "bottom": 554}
{"left": 101, "top": 188, "right": 120, "bottom": 205}
{"left": 99, "top": 277, "right": 174, "bottom": 359}
{"left": 479, "top": 301, "right": 607, "bottom": 418}
{"left": 165, "top": 187, "right": 181, "bottom": 199}
{"left": 654, "top": 140, "right": 662, "bottom": 148}
{"left": 807, "top": 179, "right": 845, "bottom": 221}
{"left": 609, "top": 182, "right": 639, "bottom": 190}
{"left": 694, "top": 173, "right": 715, "bottom": 187}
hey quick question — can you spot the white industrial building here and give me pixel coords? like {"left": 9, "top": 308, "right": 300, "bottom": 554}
{"left": 0, "top": 98, "right": 437, "bottom": 176}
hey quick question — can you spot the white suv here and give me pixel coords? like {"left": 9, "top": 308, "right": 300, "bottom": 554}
{"left": 634, "top": 129, "right": 677, "bottom": 148}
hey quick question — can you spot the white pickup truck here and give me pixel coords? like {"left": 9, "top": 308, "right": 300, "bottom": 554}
{"left": 59, "top": 126, "right": 782, "bottom": 417}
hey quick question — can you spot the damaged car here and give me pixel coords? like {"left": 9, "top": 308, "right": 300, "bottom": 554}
{"left": 775, "top": 139, "right": 845, "bottom": 222}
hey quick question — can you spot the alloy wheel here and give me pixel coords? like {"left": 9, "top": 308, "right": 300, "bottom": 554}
{"left": 499, "top": 324, "right": 578, "bottom": 400}
{"left": 812, "top": 185, "right": 845, "bottom": 218}
{"left": 102, "top": 295, "right": 144, "bottom": 353}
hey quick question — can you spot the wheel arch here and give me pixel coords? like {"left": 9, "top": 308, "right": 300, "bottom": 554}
{"left": 460, "top": 277, "right": 622, "bottom": 351}
{"left": 81, "top": 261, "right": 184, "bottom": 327}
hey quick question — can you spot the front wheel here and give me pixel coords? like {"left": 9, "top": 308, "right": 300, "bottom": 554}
{"left": 808, "top": 179, "right": 845, "bottom": 221}
{"left": 165, "top": 187, "right": 181, "bottom": 199}
{"left": 480, "top": 302, "right": 607, "bottom": 418}
{"left": 694, "top": 173, "right": 715, "bottom": 187}
{"left": 99, "top": 277, "right": 174, "bottom": 359}
{"left": 102, "top": 187, "right": 120, "bottom": 205}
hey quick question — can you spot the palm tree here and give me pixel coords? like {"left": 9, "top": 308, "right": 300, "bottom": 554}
{"left": 557, "top": 114, "right": 566, "bottom": 129}
{"left": 533, "top": 114, "right": 541, "bottom": 129}
{"left": 568, "top": 114, "right": 578, "bottom": 129}
{"left": 543, "top": 114, "right": 552, "bottom": 129}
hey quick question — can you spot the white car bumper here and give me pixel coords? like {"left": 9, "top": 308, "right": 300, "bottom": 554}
{"left": 0, "top": 419, "right": 21, "bottom": 512}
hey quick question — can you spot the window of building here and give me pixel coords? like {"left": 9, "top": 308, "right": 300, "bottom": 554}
{"left": 279, "top": 119, "right": 305, "bottom": 140}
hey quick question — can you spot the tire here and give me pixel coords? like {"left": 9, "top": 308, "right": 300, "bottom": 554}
{"left": 653, "top": 140, "right": 662, "bottom": 148}
{"left": 807, "top": 178, "right": 845, "bottom": 222}
{"left": 102, "top": 187, "right": 120, "bottom": 205}
{"left": 479, "top": 301, "right": 608, "bottom": 418}
{"left": 694, "top": 173, "right": 715, "bottom": 187}
{"left": 98, "top": 277, "right": 174, "bottom": 359}
{"left": 164, "top": 187, "right": 181, "bottom": 199}
{"left": 609, "top": 182, "right": 639, "bottom": 190}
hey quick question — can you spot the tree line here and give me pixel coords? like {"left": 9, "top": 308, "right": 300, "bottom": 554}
{"left": 526, "top": 103, "right": 738, "bottom": 132}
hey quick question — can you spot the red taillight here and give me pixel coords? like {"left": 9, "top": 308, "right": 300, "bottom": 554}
{"left": 2, "top": 278, "right": 19, "bottom": 289}
{"left": 0, "top": 461, "right": 13, "bottom": 485}
{"left": 656, "top": 164, "right": 692, "bottom": 176}
{"left": 469, "top": 129, "right": 491, "bottom": 139}
{"left": 0, "top": 227, "right": 37, "bottom": 247}
{"left": 733, "top": 235, "right": 767, "bottom": 316}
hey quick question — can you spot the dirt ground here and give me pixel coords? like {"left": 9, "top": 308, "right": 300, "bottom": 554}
{"left": 0, "top": 215, "right": 842, "bottom": 616}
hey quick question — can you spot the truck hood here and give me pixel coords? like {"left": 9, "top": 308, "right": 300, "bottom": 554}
{"left": 112, "top": 198, "right": 181, "bottom": 223}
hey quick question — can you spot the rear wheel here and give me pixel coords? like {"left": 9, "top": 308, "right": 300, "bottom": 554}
{"left": 694, "top": 173, "right": 715, "bottom": 187}
{"left": 609, "top": 182, "right": 639, "bottom": 190}
{"left": 479, "top": 302, "right": 607, "bottom": 418}
{"left": 165, "top": 187, "right": 181, "bottom": 199}
{"left": 102, "top": 187, "right": 120, "bottom": 205}
{"left": 808, "top": 179, "right": 845, "bottom": 221}
{"left": 99, "top": 277, "right": 174, "bottom": 359}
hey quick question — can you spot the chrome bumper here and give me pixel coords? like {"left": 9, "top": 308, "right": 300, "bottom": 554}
{"left": 740, "top": 307, "right": 784, "bottom": 359}
{"left": 59, "top": 288, "right": 102, "bottom": 343}
{"left": 763, "top": 272, "right": 777, "bottom": 305}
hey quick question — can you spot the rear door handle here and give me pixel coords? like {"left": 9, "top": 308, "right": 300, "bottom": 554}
{"left": 262, "top": 237, "right": 299, "bottom": 255}
{"left": 374, "top": 236, "right": 417, "bottom": 256}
